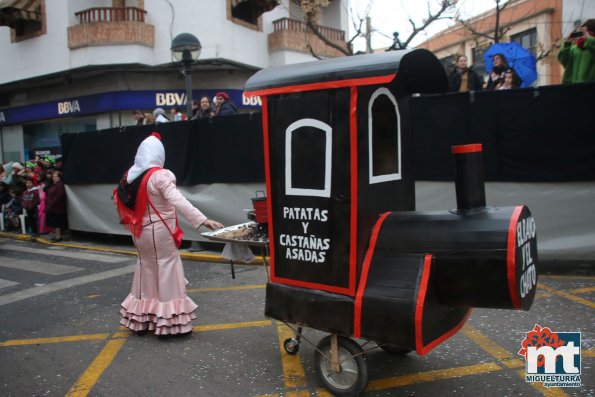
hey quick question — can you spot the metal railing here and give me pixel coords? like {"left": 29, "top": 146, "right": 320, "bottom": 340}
{"left": 74, "top": 7, "right": 147, "bottom": 23}
{"left": 272, "top": 18, "right": 345, "bottom": 41}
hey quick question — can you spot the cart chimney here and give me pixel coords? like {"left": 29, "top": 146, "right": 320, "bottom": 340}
{"left": 452, "top": 144, "right": 486, "bottom": 211}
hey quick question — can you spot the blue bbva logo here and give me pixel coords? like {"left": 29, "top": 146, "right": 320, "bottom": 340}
{"left": 519, "top": 324, "right": 581, "bottom": 387}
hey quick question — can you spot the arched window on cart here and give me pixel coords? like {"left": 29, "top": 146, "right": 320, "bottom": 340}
{"left": 285, "top": 118, "right": 332, "bottom": 198}
{"left": 368, "top": 87, "right": 401, "bottom": 184}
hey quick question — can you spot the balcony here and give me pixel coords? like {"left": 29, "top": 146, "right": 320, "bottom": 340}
{"left": 67, "top": 7, "right": 154, "bottom": 49}
{"left": 269, "top": 18, "right": 347, "bottom": 58}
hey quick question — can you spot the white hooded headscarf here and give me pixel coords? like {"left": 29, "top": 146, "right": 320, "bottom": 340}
{"left": 126, "top": 133, "right": 165, "bottom": 183}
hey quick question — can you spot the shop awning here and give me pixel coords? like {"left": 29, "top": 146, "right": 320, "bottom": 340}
{"left": 0, "top": 0, "right": 41, "bottom": 27}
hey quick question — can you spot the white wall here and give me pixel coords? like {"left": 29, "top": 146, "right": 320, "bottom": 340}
{"left": 0, "top": 2, "right": 71, "bottom": 85}
{"left": 0, "top": 0, "right": 349, "bottom": 87}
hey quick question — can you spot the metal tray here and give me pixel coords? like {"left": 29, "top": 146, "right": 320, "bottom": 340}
{"left": 201, "top": 221, "right": 269, "bottom": 247}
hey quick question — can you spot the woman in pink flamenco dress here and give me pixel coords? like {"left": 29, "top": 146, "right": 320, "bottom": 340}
{"left": 114, "top": 133, "right": 223, "bottom": 336}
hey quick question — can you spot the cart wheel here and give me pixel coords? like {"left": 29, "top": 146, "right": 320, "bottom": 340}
{"left": 314, "top": 336, "right": 369, "bottom": 397}
{"left": 380, "top": 344, "right": 412, "bottom": 356}
{"left": 283, "top": 338, "right": 300, "bottom": 355}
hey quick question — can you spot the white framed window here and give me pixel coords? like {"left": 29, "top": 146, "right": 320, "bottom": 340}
{"left": 285, "top": 118, "right": 332, "bottom": 198}
{"left": 368, "top": 87, "right": 401, "bottom": 184}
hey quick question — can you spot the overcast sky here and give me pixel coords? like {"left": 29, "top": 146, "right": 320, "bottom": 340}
{"left": 350, "top": 0, "right": 499, "bottom": 51}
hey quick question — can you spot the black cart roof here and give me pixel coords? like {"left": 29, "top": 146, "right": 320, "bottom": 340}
{"left": 245, "top": 49, "right": 448, "bottom": 96}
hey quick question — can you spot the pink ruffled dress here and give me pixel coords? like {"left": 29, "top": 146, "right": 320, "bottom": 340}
{"left": 120, "top": 169, "right": 207, "bottom": 335}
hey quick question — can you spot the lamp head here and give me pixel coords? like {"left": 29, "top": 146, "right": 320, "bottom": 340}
{"left": 171, "top": 33, "right": 201, "bottom": 62}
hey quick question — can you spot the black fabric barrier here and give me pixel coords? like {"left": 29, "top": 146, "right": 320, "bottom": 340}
{"left": 411, "top": 82, "right": 595, "bottom": 181}
{"left": 61, "top": 84, "right": 594, "bottom": 185}
{"left": 61, "top": 113, "right": 265, "bottom": 186}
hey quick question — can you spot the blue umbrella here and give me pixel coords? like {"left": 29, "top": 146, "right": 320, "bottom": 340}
{"left": 483, "top": 42, "right": 537, "bottom": 88}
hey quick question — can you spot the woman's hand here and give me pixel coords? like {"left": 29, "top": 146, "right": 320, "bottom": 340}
{"left": 202, "top": 219, "right": 224, "bottom": 230}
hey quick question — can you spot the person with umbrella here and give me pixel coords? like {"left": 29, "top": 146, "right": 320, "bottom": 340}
{"left": 495, "top": 69, "right": 520, "bottom": 90}
{"left": 557, "top": 19, "right": 595, "bottom": 84}
{"left": 484, "top": 42, "right": 537, "bottom": 89}
{"left": 486, "top": 53, "right": 521, "bottom": 90}
{"left": 448, "top": 55, "right": 483, "bottom": 92}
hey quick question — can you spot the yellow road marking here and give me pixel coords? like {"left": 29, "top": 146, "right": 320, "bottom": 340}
{"left": 193, "top": 320, "right": 271, "bottom": 332}
{"left": 464, "top": 324, "right": 570, "bottom": 396}
{"left": 516, "top": 370, "right": 569, "bottom": 397}
{"left": 540, "top": 275, "right": 595, "bottom": 281}
{"left": 65, "top": 335, "right": 129, "bottom": 397}
{"left": 539, "top": 283, "right": 595, "bottom": 309}
{"left": 583, "top": 348, "right": 595, "bottom": 358}
{"left": 286, "top": 391, "right": 311, "bottom": 397}
{"left": 315, "top": 388, "right": 333, "bottom": 396}
{"left": 0, "top": 333, "right": 110, "bottom": 347}
{"left": 366, "top": 362, "right": 502, "bottom": 391}
{"left": 277, "top": 324, "right": 307, "bottom": 389}
{"left": 501, "top": 358, "right": 525, "bottom": 369}
{"left": 566, "top": 286, "right": 595, "bottom": 294}
{"left": 462, "top": 324, "right": 514, "bottom": 360}
{"left": 187, "top": 284, "right": 266, "bottom": 293}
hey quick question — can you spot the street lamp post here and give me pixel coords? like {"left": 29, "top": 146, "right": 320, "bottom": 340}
{"left": 170, "top": 33, "right": 202, "bottom": 117}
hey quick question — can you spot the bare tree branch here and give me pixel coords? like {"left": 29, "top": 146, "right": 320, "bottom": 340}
{"left": 306, "top": 43, "right": 323, "bottom": 60}
{"left": 456, "top": 17, "right": 495, "bottom": 41}
{"left": 305, "top": 18, "right": 352, "bottom": 56}
{"left": 399, "top": 0, "right": 456, "bottom": 49}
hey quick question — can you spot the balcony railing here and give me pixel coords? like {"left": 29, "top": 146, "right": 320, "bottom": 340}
{"left": 74, "top": 7, "right": 147, "bottom": 23}
{"left": 272, "top": 18, "right": 345, "bottom": 41}
{"left": 68, "top": 7, "right": 153, "bottom": 49}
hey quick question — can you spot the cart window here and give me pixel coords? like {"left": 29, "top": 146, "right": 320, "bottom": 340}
{"left": 368, "top": 87, "right": 401, "bottom": 184}
{"left": 285, "top": 118, "right": 332, "bottom": 197}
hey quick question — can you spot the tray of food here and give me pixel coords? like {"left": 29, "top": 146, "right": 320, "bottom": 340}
{"left": 202, "top": 221, "right": 269, "bottom": 246}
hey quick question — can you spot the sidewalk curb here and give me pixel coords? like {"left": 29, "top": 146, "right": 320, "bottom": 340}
{"left": 0, "top": 231, "right": 265, "bottom": 266}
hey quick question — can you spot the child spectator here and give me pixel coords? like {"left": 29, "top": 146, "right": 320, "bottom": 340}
{"left": 4, "top": 187, "right": 23, "bottom": 232}
{"left": 21, "top": 178, "right": 40, "bottom": 235}
{"left": 496, "top": 70, "right": 520, "bottom": 90}
{"left": 36, "top": 172, "right": 53, "bottom": 235}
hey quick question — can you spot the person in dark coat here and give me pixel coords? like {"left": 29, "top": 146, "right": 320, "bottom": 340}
{"left": 191, "top": 96, "right": 216, "bottom": 119}
{"left": 214, "top": 91, "right": 238, "bottom": 116}
{"left": 448, "top": 55, "right": 483, "bottom": 92}
{"left": 44, "top": 171, "right": 67, "bottom": 242}
{"left": 0, "top": 181, "right": 11, "bottom": 206}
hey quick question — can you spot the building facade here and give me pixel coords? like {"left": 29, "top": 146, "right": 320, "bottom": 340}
{"left": 0, "top": 0, "right": 348, "bottom": 162}
{"left": 416, "top": 0, "right": 594, "bottom": 87}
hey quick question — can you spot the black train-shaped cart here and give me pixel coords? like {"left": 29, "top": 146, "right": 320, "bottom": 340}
{"left": 244, "top": 49, "right": 538, "bottom": 396}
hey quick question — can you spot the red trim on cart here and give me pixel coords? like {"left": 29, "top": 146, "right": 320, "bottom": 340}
{"left": 353, "top": 212, "right": 391, "bottom": 338}
{"left": 348, "top": 86, "right": 359, "bottom": 296}
{"left": 507, "top": 206, "right": 524, "bottom": 309}
{"left": 244, "top": 74, "right": 397, "bottom": 97}
{"left": 260, "top": 97, "right": 277, "bottom": 282}
{"left": 272, "top": 277, "right": 354, "bottom": 296}
{"left": 451, "top": 143, "right": 483, "bottom": 154}
{"left": 415, "top": 254, "right": 472, "bottom": 355}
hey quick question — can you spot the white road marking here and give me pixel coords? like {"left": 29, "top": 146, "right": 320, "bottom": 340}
{"left": 0, "top": 265, "right": 134, "bottom": 306}
{"left": 0, "top": 244, "right": 129, "bottom": 263}
{"left": 0, "top": 279, "right": 19, "bottom": 290}
{"left": 0, "top": 259, "right": 82, "bottom": 276}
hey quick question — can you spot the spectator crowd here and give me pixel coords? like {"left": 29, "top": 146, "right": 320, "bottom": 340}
{"left": 0, "top": 156, "right": 67, "bottom": 242}
{"left": 132, "top": 91, "right": 238, "bottom": 126}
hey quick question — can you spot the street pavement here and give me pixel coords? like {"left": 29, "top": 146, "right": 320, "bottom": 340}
{"left": 0, "top": 233, "right": 593, "bottom": 397}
